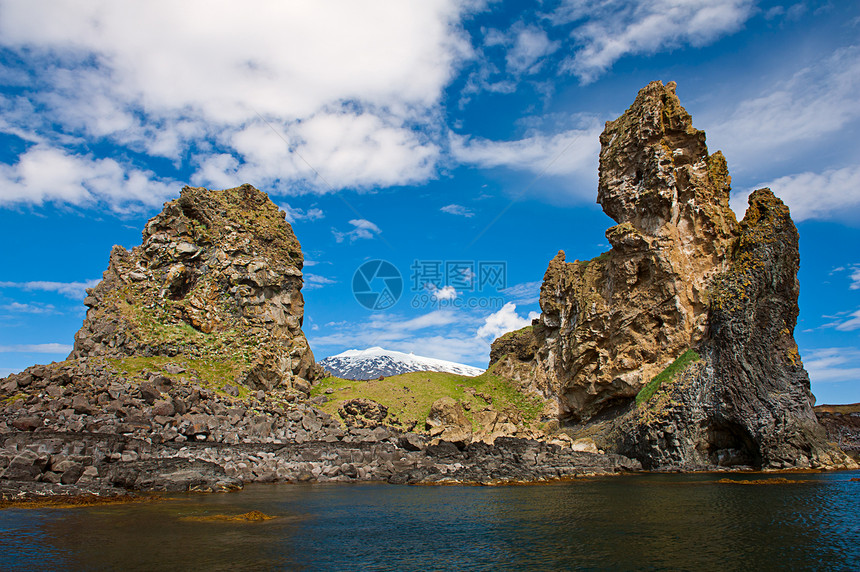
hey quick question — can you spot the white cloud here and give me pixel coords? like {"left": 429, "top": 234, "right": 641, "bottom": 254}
{"left": 198, "top": 111, "right": 442, "bottom": 193}
{"left": 311, "top": 303, "right": 546, "bottom": 367}
{"left": 0, "top": 343, "right": 73, "bottom": 354}
{"left": 851, "top": 266, "right": 860, "bottom": 290}
{"left": 310, "top": 308, "right": 494, "bottom": 365}
{"left": 427, "top": 285, "right": 458, "bottom": 301}
{"left": 477, "top": 302, "right": 539, "bottom": 339}
{"left": 506, "top": 26, "right": 559, "bottom": 75}
{"left": 332, "top": 218, "right": 382, "bottom": 243}
{"left": 0, "top": 1, "right": 472, "bottom": 207}
{"left": 733, "top": 165, "right": 860, "bottom": 222}
{"left": 451, "top": 121, "right": 602, "bottom": 198}
{"left": 832, "top": 309, "right": 860, "bottom": 332}
{"left": 0, "top": 279, "right": 100, "bottom": 299}
{"left": 556, "top": 0, "right": 754, "bottom": 83}
{"left": 804, "top": 347, "right": 860, "bottom": 383}
{"left": 303, "top": 274, "right": 337, "bottom": 291}
{"left": 311, "top": 309, "right": 461, "bottom": 348}
{"left": 280, "top": 203, "right": 325, "bottom": 224}
{"left": 441, "top": 204, "right": 474, "bottom": 217}
{"left": 0, "top": 302, "right": 56, "bottom": 314}
{"left": 710, "top": 47, "right": 860, "bottom": 168}
{"left": 501, "top": 281, "right": 542, "bottom": 304}
{"left": 0, "top": 145, "right": 177, "bottom": 212}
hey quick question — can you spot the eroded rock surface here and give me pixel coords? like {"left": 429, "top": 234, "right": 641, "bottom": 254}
{"left": 618, "top": 189, "right": 850, "bottom": 469}
{"left": 494, "top": 81, "right": 736, "bottom": 421}
{"left": 1, "top": 184, "right": 641, "bottom": 499}
{"left": 490, "top": 81, "right": 855, "bottom": 471}
{"left": 70, "top": 184, "right": 319, "bottom": 391}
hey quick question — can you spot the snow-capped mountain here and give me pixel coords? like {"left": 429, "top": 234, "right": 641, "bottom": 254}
{"left": 319, "top": 347, "right": 485, "bottom": 380}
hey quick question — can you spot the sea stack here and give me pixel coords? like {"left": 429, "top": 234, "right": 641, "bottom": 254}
{"left": 490, "top": 81, "right": 855, "bottom": 470}
{"left": 70, "top": 183, "right": 320, "bottom": 392}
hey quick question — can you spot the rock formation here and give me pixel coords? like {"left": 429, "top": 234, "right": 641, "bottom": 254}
{"left": 70, "top": 184, "right": 319, "bottom": 392}
{"left": 1, "top": 183, "right": 640, "bottom": 499}
{"left": 490, "top": 81, "right": 855, "bottom": 470}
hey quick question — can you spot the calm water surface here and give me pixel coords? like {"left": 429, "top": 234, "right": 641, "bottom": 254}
{"left": 1, "top": 471, "right": 858, "bottom": 571}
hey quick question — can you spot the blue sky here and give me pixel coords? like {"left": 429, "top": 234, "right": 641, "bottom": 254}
{"left": 1, "top": 0, "right": 858, "bottom": 403}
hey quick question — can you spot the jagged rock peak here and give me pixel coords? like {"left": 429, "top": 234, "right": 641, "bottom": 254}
{"left": 488, "top": 81, "right": 855, "bottom": 470}
{"left": 498, "top": 81, "right": 739, "bottom": 422}
{"left": 71, "top": 184, "right": 319, "bottom": 393}
{"left": 598, "top": 80, "right": 736, "bottom": 244}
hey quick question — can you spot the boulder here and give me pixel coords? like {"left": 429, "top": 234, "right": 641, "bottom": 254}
{"left": 338, "top": 398, "right": 388, "bottom": 428}
{"left": 426, "top": 397, "right": 469, "bottom": 429}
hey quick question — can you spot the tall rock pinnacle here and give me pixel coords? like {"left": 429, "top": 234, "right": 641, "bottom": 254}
{"left": 514, "top": 81, "right": 738, "bottom": 420}
{"left": 490, "top": 81, "right": 854, "bottom": 470}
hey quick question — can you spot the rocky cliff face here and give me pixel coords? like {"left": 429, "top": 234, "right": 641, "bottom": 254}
{"left": 490, "top": 81, "right": 855, "bottom": 470}
{"left": 70, "top": 184, "right": 319, "bottom": 392}
{"left": 620, "top": 188, "right": 843, "bottom": 469}
{"left": 494, "top": 81, "right": 737, "bottom": 421}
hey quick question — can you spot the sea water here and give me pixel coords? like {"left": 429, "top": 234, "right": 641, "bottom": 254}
{"left": 1, "top": 471, "right": 858, "bottom": 571}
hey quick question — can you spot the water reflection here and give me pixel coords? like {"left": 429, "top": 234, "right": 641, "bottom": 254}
{"left": 0, "top": 472, "right": 857, "bottom": 571}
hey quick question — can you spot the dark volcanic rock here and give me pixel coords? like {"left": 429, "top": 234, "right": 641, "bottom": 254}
{"left": 338, "top": 398, "right": 389, "bottom": 428}
{"left": 816, "top": 405, "right": 860, "bottom": 461}
{"left": 489, "top": 81, "right": 856, "bottom": 471}
{"left": 620, "top": 189, "right": 848, "bottom": 469}
{"left": 69, "top": 183, "right": 321, "bottom": 391}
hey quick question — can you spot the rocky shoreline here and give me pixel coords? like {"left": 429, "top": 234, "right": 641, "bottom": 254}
{"left": 3, "top": 82, "right": 858, "bottom": 503}
{"left": 0, "top": 359, "right": 643, "bottom": 500}
{"left": 4, "top": 355, "right": 855, "bottom": 502}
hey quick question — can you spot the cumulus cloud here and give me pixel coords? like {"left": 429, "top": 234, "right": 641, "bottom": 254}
{"left": 0, "top": 343, "right": 73, "bottom": 354}
{"left": 476, "top": 302, "right": 539, "bottom": 339}
{"left": 0, "top": 145, "right": 177, "bottom": 212}
{"left": 733, "top": 165, "right": 860, "bottom": 222}
{"left": 804, "top": 347, "right": 860, "bottom": 383}
{"left": 0, "top": 1, "right": 471, "bottom": 207}
{"left": 332, "top": 219, "right": 382, "bottom": 243}
{"left": 0, "top": 279, "right": 100, "bottom": 299}
{"left": 556, "top": 0, "right": 754, "bottom": 83}
{"left": 441, "top": 204, "right": 474, "bottom": 217}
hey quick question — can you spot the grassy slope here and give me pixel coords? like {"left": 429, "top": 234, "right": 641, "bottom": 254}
{"left": 107, "top": 355, "right": 250, "bottom": 400}
{"left": 635, "top": 349, "right": 701, "bottom": 406}
{"left": 311, "top": 370, "right": 547, "bottom": 432}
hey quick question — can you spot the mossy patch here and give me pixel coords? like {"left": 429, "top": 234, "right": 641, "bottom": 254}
{"left": 577, "top": 251, "right": 610, "bottom": 269}
{"left": 635, "top": 349, "right": 700, "bottom": 406}
{"left": 311, "top": 370, "right": 546, "bottom": 432}
{"left": 106, "top": 355, "right": 249, "bottom": 400}
{"left": 495, "top": 325, "right": 533, "bottom": 342}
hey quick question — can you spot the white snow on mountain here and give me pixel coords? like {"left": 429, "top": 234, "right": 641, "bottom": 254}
{"left": 319, "top": 347, "right": 485, "bottom": 380}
